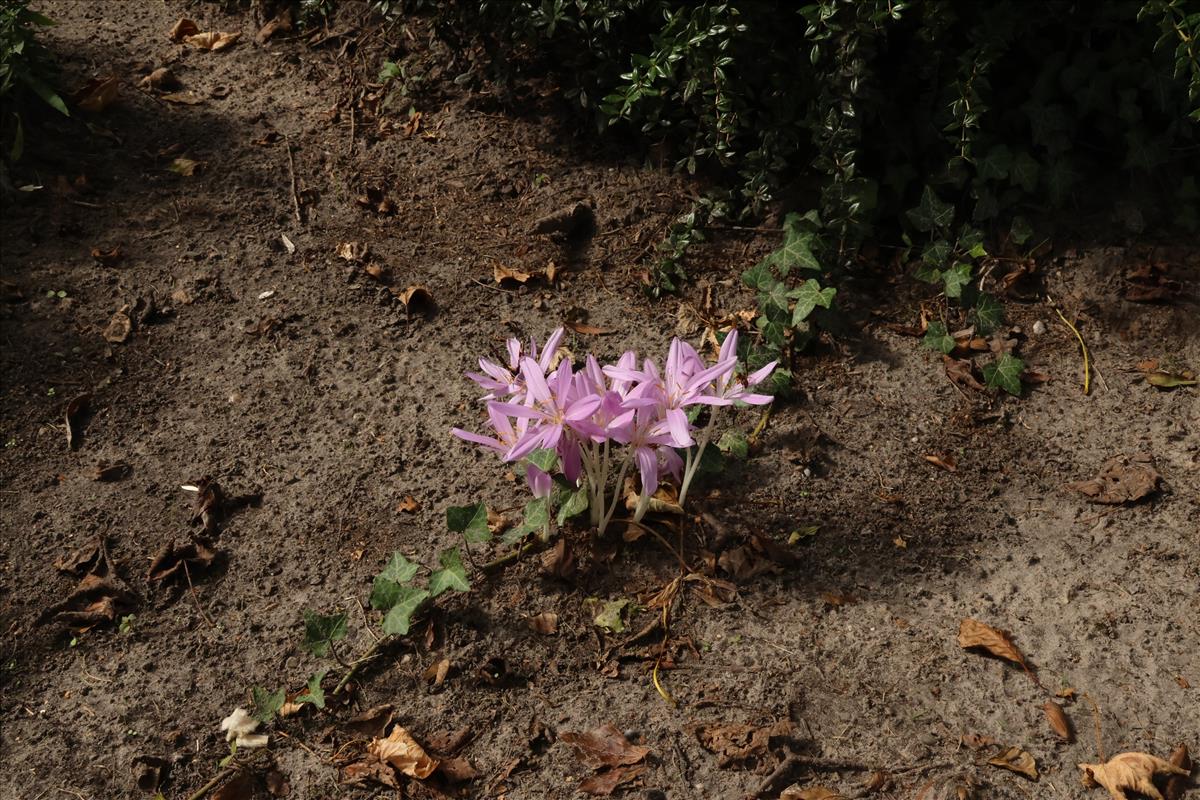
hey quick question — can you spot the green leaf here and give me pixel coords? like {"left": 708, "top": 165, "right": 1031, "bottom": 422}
{"left": 717, "top": 431, "right": 749, "bottom": 459}
{"left": 525, "top": 448, "right": 557, "bottom": 473}
{"left": 446, "top": 503, "right": 491, "bottom": 543}
{"left": 922, "top": 321, "right": 955, "bottom": 354}
{"left": 770, "top": 229, "right": 821, "bottom": 275}
{"left": 251, "top": 687, "right": 285, "bottom": 722}
{"left": 23, "top": 74, "right": 69, "bottom": 116}
{"left": 759, "top": 280, "right": 790, "bottom": 315}
{"left": 971, "top": 293, "right": 1004, "bottom": 335}
{"left": 789, "top": 279, "right": 836, "bottom": 325}
{"left": 556, "top": 487, "right": 589, "bottom": 524}
{"left": 1009, "top": 215, "right": 1033, "bottom": 246}
{"left": 296, "top": 669, "right": 327, "bottom": 709}
{"left": 378, "top": 551, "right": 420, "bottom": 584}
{"left": 427, "top": 548, "right": 470, "bottom": 598}
{"left": 983, "top": 354, "right": 1024, "bottom": 396}
{"left": 976, "top": 144, "right": 1012, "bottom": 180}
{"left": 370, "top": 552, "right": 421, "bottom": 610}
{"left": 942, "top": 263, "right": 972, "bottom": 299}
{"left": 593, "top": 599, "right": 630, "bottom": 633}
{"left": 302, "top": 610, "right": 348, "bottom": 657}
{"left": 742, "top": 260, "right": 773, "bottom": 290}
{"left": 381, "top": 586, "right": 430, "bottom": 635}
{"left": 1010, "top": 152, "right": 1040, "bottom": 193}
{"left": 906, "top": 186, "right": 955, "bottom": 232}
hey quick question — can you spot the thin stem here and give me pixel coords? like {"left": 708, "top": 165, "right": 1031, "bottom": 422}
{"left": 598, "top": 455, "right": 631, "bottom": 536}
{"left": 678, "top": 408, "right": 719, "bottom": 508}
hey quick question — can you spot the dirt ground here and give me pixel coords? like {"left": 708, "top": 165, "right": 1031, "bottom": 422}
{"left": 1, "top": 3, "right": 1197, "bottom": 799}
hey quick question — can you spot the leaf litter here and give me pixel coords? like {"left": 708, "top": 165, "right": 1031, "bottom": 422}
{"left": 956, "top": 618, "right": 1030, "bottom": 671}
{"left": 40, "top": 536, "right": 136, "bottom": 628}
{"left": 1067, "top": 453, "right": 1162, "bottom": 505}
{"left": 560, "top": 723, "right": 649, "bottom": 796}
{"left": 1078, "top": 751, "right": 1191, "bottom": 799}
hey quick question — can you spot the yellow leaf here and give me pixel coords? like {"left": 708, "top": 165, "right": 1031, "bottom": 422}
{"left": 988, "top": 746, "right": 1038, "bottom": 780}
{"left": 1078, "top": 751, "right": 1189, "bottom": 800}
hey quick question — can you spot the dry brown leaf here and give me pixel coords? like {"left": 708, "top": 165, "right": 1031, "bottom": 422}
{"left": 73, "top": 77, "right": 120, "bottom": 113}
{"left": 915, "top": 773, "right": 977, "bottom": 800}
{"left": 139, "top": 67, "right": 178, "bottom": 92}
{"left": 781, "top": 787, "right": 846, "bottom": 800}
{"left": 423, "top": 658, "right": 450, "bottom": 686}
{"left": 337, "top": 241, "right": 368, "bottom": 263}
{"left": 368, "top": 725, "right": 439, "bottom": 779}
{"left": 989, "top": 746, "right": 1039, "bottom": 780}
{"left": 256, "top": 9, "right": 293, "bottom": 43}
{"left": 211, "top": 771, "right": 257, "bottom": 800}
{"left": 486, "top": 508, "right": 511, "bottom": 536}
{"left": 957, "top": 618, "right": 1028, "bottom": 668}
{"left": 345, "top": 705, "right": 393, "bottom": 739}
{"left": 494, "top": 264, "right": 532, "bottom": 286}
{"left": 169, "top": 157, "right": 201, "bottom": 176}
{"left": 395, "top": 285, "right": 434, "bottom": 315}
{"left": 578, "top": 764, "right": 646, "bottom": 796}
{"left": 364, "top": 263, "right": 390, "bottom": 282}
{"left": 694, "top": 719, "right": 792, "bottom": 769}
{"left": 169, "top": 18, "right": 199, "bottom": 41}
{"left": 342, "top": 759, "right": 400, "bottom": 788}
{"left": 147, "top": 538, "right": 219, "bottom": 584}
{"left": 1166, "top": 745, "right": 1192, "bottom": 800}
{"left": 540, "top": 536, "right": 574, "bottom": 578}
{"left": 91, "top": 245, "right": 123, "bottom": 266}
{"left": 183, "top": 31, "right": 242, "bottom": 52}
{"left": 560, "top": 724, "right": 650, "bottom": 770}
{"left": 527, "top": 611, "right": 558, "bottom": 635}
{"left": 1078, "top": 752, "right": 1189, "bottom": 799}
{"left": 438, "top": 757, "right": 478, "bottom": 783}
{"left": 943, "top": 355, "right": 986, "bottom": 391}
{"left": 65, "top": 393, "right": 90, "bottom": 450}
{"left": 1042, "top": 701, "right": 1073, "bottom": 741}
{"left": 925, "top": 453, "right": 957, "bottom": 472}
{"left": 893, "top": 536, "right": 907, "bottom": 549}
{"left": 961, "top": 733, "right": 998, "bottom": 750}
{"left": 396, "top": 495, "right": 420, "bottom": 513}
{"left": 103, "top": 305, "right": 133, "bottom": 343}
{"left": 1067, "top": 454, "right": 1161, "bottom": 505}
{"left": 160, "top": 91, "right": 205, "bottom": 105}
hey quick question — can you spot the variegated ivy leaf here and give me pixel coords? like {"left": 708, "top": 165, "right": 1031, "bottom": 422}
{"left": 907, "top": 186, "right": 955, "bottom": 232}
{"left": 943, "top": 263, "right": 972, "bottom": 299}
{"left": 381, "top": 586, "right": 430, "bottom": 635}
{"left": 525, "top": 448, "right": 558, "bottom": 472}
{"left": 769, "top": 228, "right": 821, "bottom": 275}
{"left": 556, "top": 487, "right": 589, "bottom": 524}
{"left": 971, "top": 293, "right": 1004, "bottom": 335}
{"left": 923, "top": 321, "right": 956, "bottom": 354}
{"left": 428, "top": 547, "right": 470, "bottom": 598}
{"left": 370, "top": 552, "right": 421, "bottom": 610}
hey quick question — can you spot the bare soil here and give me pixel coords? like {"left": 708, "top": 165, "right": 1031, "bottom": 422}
{"left": 1, "top": 3, "right": 1197, "bottom": 799}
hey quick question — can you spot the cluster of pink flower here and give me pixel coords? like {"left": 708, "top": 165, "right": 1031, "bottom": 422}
{"left": 452, "top": 328, "right": 775, "bottom": 534}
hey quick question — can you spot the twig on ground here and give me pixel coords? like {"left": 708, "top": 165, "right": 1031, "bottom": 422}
{"left": 182, "top": 561, "right": 215, "bottom": 629}
{"left": 1083, "top": 692, "right": 1105, "bottom": 761}
{"left": 1050, "top": 299, "right": 1091, "bottom": 394}
{"left": 284, "top": 136, "right": 303, "bottom": 224}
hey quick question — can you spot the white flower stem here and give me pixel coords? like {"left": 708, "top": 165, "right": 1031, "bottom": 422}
{"left": 678, "top": 408, "right": 719, "bottom": 508}
{"left": 598, "top": 454, "right": 631, "bottom": 537}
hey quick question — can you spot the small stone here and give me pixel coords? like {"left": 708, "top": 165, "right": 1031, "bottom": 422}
{"left": 1032, "top": 319, "right": 1047, "bottom": 335}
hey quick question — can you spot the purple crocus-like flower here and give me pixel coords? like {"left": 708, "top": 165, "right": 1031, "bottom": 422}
{"left": 608, "top": 405, "right": 677, "bottom": 496}
{"left": 526, "top": 464, "right": 552, "bottom": 498}
{"left": 465, "top": 327, "right": 565, "bottom": 401}
{"left": 451, "top": 402, "right": 527, "bottom": 455}
{"left": 494, "top": 358, "right": 602, "bottom": 461}
{"left": 702, "top": 330, "right": 776, "bottom": 406}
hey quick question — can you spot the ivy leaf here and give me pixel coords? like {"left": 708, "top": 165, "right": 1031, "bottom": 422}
{"left": 759, "top": 279, "right": 790, "bottom": 315}
{"left": 971, "top": 293, "right": 1004, "bottom": 335}
{"left": 428, "top": 548, "right": 470, "bottom": 598}
{"left": 717, "top": 431, "right": 749, "bottom": 459}
{"left": 1009, "top": 215, "right": 1033, "bottom": 245}
{"left": 922, "top": 321, "right": 956, "bottom": 354}
{"left": 907, "top": 186, "right": 955, "bottom": 232}
{"left": 556, "top": 487, "right": 589, "bottom": 524}
{"left": 593, "top": 599, "right": 630, "bottom": 633}
{"left": 296, "top": 669, "right": 327, "bottom": 709}
{"left": 525, "top": 448, "right": 558, "bottom": 473}
{"left": 370, "top": 552, "right": 421, "bottom": 610}
{"left": 943, "top": 263, "right": 972, "bottom": 299}
{"left": 983, "top": 353, "right": 1024, "bottom": 396}
{"left": 771, "top": 229, "right": 821, "bottom": 275}
{"left": 381, "top": 586, "right": 430, "bottom": 635}
{"left": 742, "top": 260, "right": 773, "bottom": 290}
{"left": 302, "top": 610, "right": 348, "bottom": 657}
{"left": 251, "top": 687, "right": 285, "bottom": 722}
{"left": 789, "top": 279, "right": 836, "bottom": 325}
{"left": 446, "top": 503, "right": 491, "bottom": 544}
{"left": 920, "top": 238, "right": 952, "bottom": 268}
{"left": 1010, "top": 152, "right": 1040, "bottom": 193}
{"left": 976, "top": 144, "right": 1012, "bottom": 180}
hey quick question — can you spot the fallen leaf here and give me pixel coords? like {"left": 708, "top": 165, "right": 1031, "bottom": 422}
{"left": 1067, "top": 454, "right": 1161, "bottom": 504}
{"left": 265, "top": 768, "right": 290, "bottom": 797}
{"left": 494, "top": 264, "right": 532, "bottom": 286}
{"left": 423, "top": 658, "right": 450, "bottom": 686}
{"left": 957, "top": 618, "right": 1028, "bottom": 668}
{"left": 103, "top": 305, "right": 133, "bottom": 343}
{"left": 1078, "top": 752, "right": 1189, "bottom": 799}
{"left": 147, "top": 538, "right": 219, "bottom": 584}
{"left": 280, "top": 234, "right": 295, "bottom": 254}
{"left": 395, "top": 285, "right": 434, "bottom": 316}
{"left": 781, "top": 787, "right": 846, "bottom": 800}
{"left": 545, "top": 261, "right": 560, "bottom": 283}
{"left": 1177, "top": 676, "right": 1191, "bottom": 690}
{"left": 592, "top": 599, "right": 630, "bottom": 633}
{"left": 64, "top": 393, "right": 90, "bottom": 450}
{"left": 579, "top": 764, "right": 646, "bottom": 796}
{"left": 139, "top": 67, "right": 178, "bottom": 92}
{"left": 183, "top": 31, "right": 242, "bottom": 52}
{"left": 622, "top": 477, "right": 683, "bottom": 515}
{"left": 256, "top": 8, "right": 293, "bottom": 43}
{"left": 345, "top": 705, "right": 393, "bottom": 739}
{"left": 961, "top": 733, "right": 998, "bottom": 750}
{"left": 160, "top": 91, "right": 204, "bottom": 105}
{"left": 561, "top": 724, "right": 650, "bottom": 770}
{"left": 541, "top": 536, "right": 574, "bottom": 578}
{"left": 368, "top": 725, "right": 439, "bottom": 779}
{"left": 915, "top": 773, "right": 977, "bottom": 800}
{"left": 91, "top": 245, "right": 123, "bottom": 266}
{"left": 925, "top": 453, "right": 957, "bottom": 472}
{"left": 893, "top": 536, "right": 907, "bottom": 549}
{"left": 169, "top": 157, "right": 201, "bottom": 176}
{"left": 169, "top": 18, "right": 199, "bottom": 41}
{"left": 355, "top": 186, "right": 394, "bottom": 215}
{"left": 438, "top": 757, "right": 478, "bottom": 783}
{"left": 1166, "top": 745, "right": 1191, "bottom": 800}
{"left": 989, "top": 746, "right": 1038, "bottom": 780}
{"left": 1057, "top": 686, "right": 1078, "bottom": 699}
{"left": 364, "top": 263, "right": 390, "bottom": 282}
{"left": 565, "top": 321, "right": 615, "bottom": 335}
{"left": 337, "top": 241, "right": 368, "bottom": 263}
{"left": 1142, "top": 365, "right": 1198, "bottom": 389}
{"left": 527, "top": 611, "right": 558, "bottom": 635}
{"left": 132, "top": 755, "right": 170, "bottom": 794}
{"left": 486, "top": 507, "right": 511, "bottom": 536}
{"left": 73, "top": 76, "right": 120, "bottom": 113}
{"left": 943, "top": 355, "right": 985, "bottom": 391}
{"left": 695, "top": 720, "right": 793, "bottom": 769}
{"left": 1042, "top": 701, "right": 1072, "bottom": 742}
{"left": 342, "top": 759, "right": 400, "bottom": 789}
{"left": 396, "top": 495, "right": 420, "bottom": 513}
{"left": 93, "top": 461, "right": 132, "bottom": 482}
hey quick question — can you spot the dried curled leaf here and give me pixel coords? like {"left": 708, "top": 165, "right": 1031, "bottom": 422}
{"left": 781, "top": 787, "right": 846, "bottom": 800}
{"left": 560, "top": 724, "right": 650, "bottom": 770}
{"left": 1067, "top": 454, "right": 1161, "bottom": 505}
{"left": 1042, "top": 701, "right": 1073, "bottom": 741}
{"left": 169, "top": 18, "right": 199, "bottom": 41}
{"left": 1078, "top": 751, "right": 1190, "bottom": 800}
{"left": 368, "top": 725, "right": 439, "bottom": 779}
{"left": 988, "top": 746, "right": 1039, "bottom": 780}
{"left": 957, "top": 618, "right": 1027, "bottom": 668}
{"left": 183, "top": 31, "right": 242, "bottom": 52}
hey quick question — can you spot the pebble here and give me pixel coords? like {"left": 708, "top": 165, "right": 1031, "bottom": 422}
{"left": 1032, "top": 319, "right": 1046, "bottom": 335}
